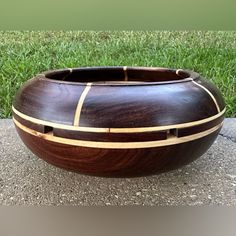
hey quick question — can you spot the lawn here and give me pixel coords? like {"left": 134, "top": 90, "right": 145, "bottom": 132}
{"left": 0, "top": 31, "right": 235, "bottom": 118}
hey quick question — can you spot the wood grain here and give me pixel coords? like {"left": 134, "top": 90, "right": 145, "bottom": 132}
{"left": 12, "top": 105, "right": 225, "bottom": 133}
{"left": 14, "top": 118, "right": 222, "bottom": 149}
{"left": 192, "top": 80, "right": 220, "bottom": 112}
{"left": 73, "top": 83, "right": 92, "bottom": 126}
{"left": 13, "top": 67, "right": 225, "bottom": 177}
{"left": 15, "top": 124, "right": 221, "bottom": 177}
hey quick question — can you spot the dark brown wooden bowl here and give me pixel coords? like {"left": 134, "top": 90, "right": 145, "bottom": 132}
{"left": 12, "top": 67, "right": 225, "bottom": 177}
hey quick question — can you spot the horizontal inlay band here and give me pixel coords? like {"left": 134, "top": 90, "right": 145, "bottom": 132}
{"left": 12, "top": 106, "right": 225, "bottom": 133}
{"left": 13, "top": 118, "right": 222, "bottom": 149}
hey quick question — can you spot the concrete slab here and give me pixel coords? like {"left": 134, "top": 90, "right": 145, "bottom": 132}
{"left": 0, "top": 118, "right": 235, "bottom": 205}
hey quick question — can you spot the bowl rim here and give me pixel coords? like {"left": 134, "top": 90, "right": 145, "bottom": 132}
{"left": 36, "top": 66, "right": 201, "bottom": 86}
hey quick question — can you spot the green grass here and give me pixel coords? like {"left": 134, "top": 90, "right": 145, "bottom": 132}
{"left": 0, "top": 31, "right": 235, "bottom": 118}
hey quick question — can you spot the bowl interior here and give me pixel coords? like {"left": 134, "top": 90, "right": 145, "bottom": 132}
{"left": 44, "top": 67, "right": 190, "bottom": 83}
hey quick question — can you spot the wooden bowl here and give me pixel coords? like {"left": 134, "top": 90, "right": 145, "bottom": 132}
{"left": 12, "top": 67, "right": 225, "bottom": 177}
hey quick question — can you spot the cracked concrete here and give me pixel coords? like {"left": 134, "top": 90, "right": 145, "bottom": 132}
{"left": 0, "top": 118, "right": 235, "bottom": 205}
{"left": 219, "top": 118, "right": 236, "bottom": 142}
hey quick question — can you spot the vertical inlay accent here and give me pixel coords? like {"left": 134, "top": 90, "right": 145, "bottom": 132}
{"left": 73, "top": 83, "right": 92, "bottom": 126}
{"left": 176, "top": 69, "right": 183, "bottom": 75}
{"left": 192, "top": 80, "right": 220, "bottom": 113}
{"left": 61, "top": 68, "right": 73, "bottom": 81}
{"left": 123, "top": 66, "right": 128, "bottom": 81}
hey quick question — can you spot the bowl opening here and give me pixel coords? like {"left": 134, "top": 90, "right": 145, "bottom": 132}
{"left": 44, "top": 67, "right": 191, "bottom": 84}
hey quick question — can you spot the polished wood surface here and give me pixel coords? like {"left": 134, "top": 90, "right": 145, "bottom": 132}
{"left": 15, "top": 124, "right": 221, "bottom": 177}
{"left": 13, "top": 118, "right": 222, "bottom": 149}
{"left": 13, "top": 67, "right": 225, "bottom": 177}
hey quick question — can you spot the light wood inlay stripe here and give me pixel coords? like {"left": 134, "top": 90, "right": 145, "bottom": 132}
{"left": 123, "top": 66, "right": 128, "bottom": 81}
{"left": 13, "top": 117, "right": 222, "bottom": 149}
{"left": 192, "top": 80, "right": 220, "bottom": 113}
{"left": 12, "top": 106, "right": 225, "bottom": 133}
{"left": 73, "top": 83, "right": 92, "bottom": 126}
